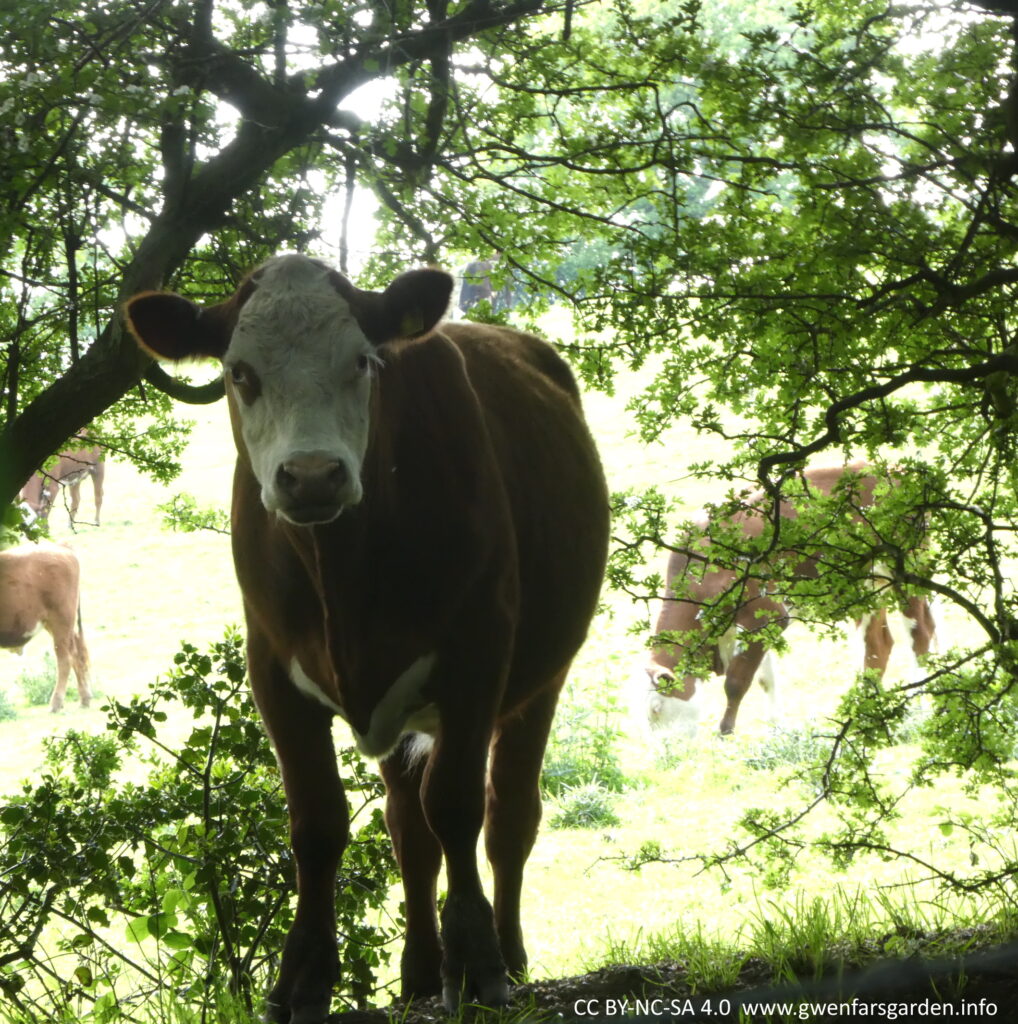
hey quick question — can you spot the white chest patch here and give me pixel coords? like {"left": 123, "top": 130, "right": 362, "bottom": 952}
{"left": 353, "top": 653, "right": 439, "bottom": 759}
{"left": 287, "top": 653, "right": 438, "bottom": 759}
{"left": 289, "top": 657, "right": 346, "bottom": 717}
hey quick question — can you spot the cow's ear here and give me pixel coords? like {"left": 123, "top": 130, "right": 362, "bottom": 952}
{"left": 125, "top": 292, "right": 232, "bottom": 361}
{"left": 382, "top": 269, "right": 453, "bottom": 340}
{"left": 342, "top": 269, "right": 452, "bottom": 344}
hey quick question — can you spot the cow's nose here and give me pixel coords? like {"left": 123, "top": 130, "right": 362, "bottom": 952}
{"left": 276, "top": 453, "right": 347, "bottom": 512}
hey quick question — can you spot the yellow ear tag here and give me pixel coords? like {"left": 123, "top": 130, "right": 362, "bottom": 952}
{"left": 400, "top": 310, "right": 425, "bottom": 337}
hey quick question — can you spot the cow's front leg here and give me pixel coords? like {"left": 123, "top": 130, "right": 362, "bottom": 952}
{"left": 719, "top": 643, "right": 767, "bottom": 735}
{"left": 379, "top": 738, "right": 444, "bottom": 1000}
{"left": 422, "top": 720, "right": 508, "bottom": 1011}
{"left": 249, "top": 635, "right": 348, "bottom": 1024}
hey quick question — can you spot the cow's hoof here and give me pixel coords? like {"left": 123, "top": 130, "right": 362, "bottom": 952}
{"left": 400, "top": 944, "right": 443, "bottom": 1003}
{"left": 265, "top": 925, "right": 338, "bottom": 1024}
{"left": 442, "top": 973, "right": 510, "bottom": 1013}
{"left": 439, "top": 892, "right": 511, "bottom": 1011}
{"left": 264, "top": 991, "right": 332, "bottom": 1024}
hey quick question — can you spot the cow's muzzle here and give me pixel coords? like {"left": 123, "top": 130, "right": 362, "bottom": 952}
{"left": 274, "top": 451, "right": 355, "bottom": 525}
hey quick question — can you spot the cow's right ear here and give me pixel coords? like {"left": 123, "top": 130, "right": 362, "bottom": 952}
{"left": 125, "top": 292, "right": 231, "bottom": 362}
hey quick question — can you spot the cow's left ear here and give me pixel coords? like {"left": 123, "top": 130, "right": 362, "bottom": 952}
{"left": 341, "top": 269, "right": 449, "bottom": 345}
{"left": 125, "top": 292, "right": 232, "bottom": 362}
{"left": 381, "top": 269, "right": 453, "bottom": 340}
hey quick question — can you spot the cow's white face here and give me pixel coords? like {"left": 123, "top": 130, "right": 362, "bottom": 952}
{"left": 126, "top": 253, "right": 453, "bottom": 526}
{"left": 639, "top": 664, "right": 704, "bottom": 737}
{"left": 224, "top": 256, "right": 379, "bottom": 525}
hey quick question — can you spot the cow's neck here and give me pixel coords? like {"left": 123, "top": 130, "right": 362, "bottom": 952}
{"left": 277, "top": 400, "right": 447, "bottom": 735}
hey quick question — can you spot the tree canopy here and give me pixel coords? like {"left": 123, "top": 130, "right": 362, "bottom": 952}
{"left": 5, "top": 0, "right": 1018, "bottom": 892}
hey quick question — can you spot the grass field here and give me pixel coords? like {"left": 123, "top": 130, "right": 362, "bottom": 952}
{"left": 0, "top": 346, "right": 1000, "bottom": 1001}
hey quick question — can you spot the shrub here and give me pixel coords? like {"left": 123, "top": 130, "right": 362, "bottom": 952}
{"left": 0, "top": 629, "right": 399, "bottom": 1021}
{"left": 0, "top": 690, "right": 15, "bottom": 722}
{"left": 15, "top": 651, "right": 56, "bottom": 706}
{"left": 542, "top": 688, "right": 627, "bottom": 798}
{"left": 548, "top": 783, "right": 621, "bottom": 830}
{"left": 893, "top": 700, "right": 933, "bottom": 745}
{"left": 743, "top": 726, "right": 830, "bottom": 772}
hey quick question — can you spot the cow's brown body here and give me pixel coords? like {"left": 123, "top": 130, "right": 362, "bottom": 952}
{"left": 642, "top": 464, "right": 935, "bottom": 736}
{"left": 0, "top": 541, "right": 91, "bottom": 712}
{"left": 21, "top": 438, "right": 105, "bottom": 525}
{"left": 126, "top": 255, "right": 609, "bottom": 1022}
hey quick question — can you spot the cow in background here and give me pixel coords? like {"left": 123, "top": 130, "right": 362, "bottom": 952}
{"left": 21, "top": 436, "right": 105, "bottom": 526}
{"left": 637, "top": 464, "right": 936, "bottom": 737}
{"left": 0, "top": 541, "right": 91, "bottom": 712}
{"left": 459, "top": 258, "right": 495, "bottom": 312}
{"left": 458, "top": 258, "right": 518, "bottom": 314}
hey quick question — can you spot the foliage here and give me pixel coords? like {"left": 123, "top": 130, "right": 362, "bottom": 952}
{"left": 158, "top": 493, "right": 231, "bottom": 536}
{"left": 0, "top": 631, "right": 399, "bottom": 1021}
{"left": 541, "top": 688, "right": 627, "bottom": 798}
{"left": 0, "top": 0, "right": 577, "bottom": 503}
{"left": 548, "top": 784, "right": 621, "bottom": 831}
{"left": 5, "top": 0, "right": 1018, "bottom": 930}
{"left": 15, "top": 651, "right": 56, "bottom": 707}
{"left": 0, "top": 690, "right": 15, "bottom": 722}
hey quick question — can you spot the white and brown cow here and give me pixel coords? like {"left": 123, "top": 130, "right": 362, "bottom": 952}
{"left": 21, "top": 436, "right": 105, "bottom": 526}
{"left": 126, "top": 253, "right": 609, "bottom": 1022}
{"left": 638, "top": 464, "right": 936, "bottom": 737}
{"left": 0, "top": 541, "right": 91, "bottom": 712}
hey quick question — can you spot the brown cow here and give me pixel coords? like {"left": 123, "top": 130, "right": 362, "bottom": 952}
{"left": 126, "top": 253, "right": 609, "bottom": 1021}
{"left": 21, "top": 436, "right": 105, "bottom": 526}
{"left": 638, "top": 464, "right": 936, "bottom": 737}
{"left": 0, "top": 541, "right": 91, "bottom": 712}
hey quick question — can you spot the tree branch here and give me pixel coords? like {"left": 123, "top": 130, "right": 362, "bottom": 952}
{"left": 757, "top": 353, "right": 1018, "bottom": 489}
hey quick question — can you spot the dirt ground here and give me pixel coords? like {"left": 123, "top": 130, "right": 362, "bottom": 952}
{"left": 330, "top": 939, "right": 1018, "bottom": 1022}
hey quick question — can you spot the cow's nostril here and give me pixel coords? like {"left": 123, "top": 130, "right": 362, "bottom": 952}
{"left": 277, "top": 465, "right": 299, "bottom": 496}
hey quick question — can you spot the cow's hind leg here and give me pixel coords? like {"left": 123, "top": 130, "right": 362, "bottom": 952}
{"left": 92, "top": 466, "right": 104, "bottom": 526}
{"left": 756, "top": 649, "right": 781, "bottom": 726}
{"left": 905, "top": 595, "right": 936, "bottom": 672}
{"left": 68, "top": 481, "right": 81, "bottom": 524}
{"left": 250, "top": 639, "right": 347, "bottom": 1024}
{"left": 48, "top": 633, "right": 73, "bottom": 713}
{"left": 70, "top": 607, "right": 92, "bottom": 708}
{"left": 379, "top": 736, "right": 443, "bottom": 1001}
{"left": 71, "top": 628, "right": 92, "bottom": 707}
{"left": 861, "top": 609, "right": 894, "bottom": 680}
{"left": 485, "top": 677, "right": 562, "bottom": 980}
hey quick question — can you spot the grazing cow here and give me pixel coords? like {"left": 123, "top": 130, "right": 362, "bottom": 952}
{"left": 638, "top": 464, "right": 936, "bottom": 737}
{"left": 21, "top": 437, "right": 105, "bottom": 526}
{"left": 126, "top": 253, "right": 609, "bottom": 1021}
{"left": 458, "top": 258, "right": 518, "bottom": 315}
{"left": 459, "top": 258, "right": 495, "bottom": 312}
{"left": 0, "top": 541, "right": 91, "bottom": 712}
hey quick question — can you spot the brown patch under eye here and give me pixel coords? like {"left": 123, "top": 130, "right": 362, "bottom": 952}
{"left": 228, "top": 360, "right": 262, "bottom": 403}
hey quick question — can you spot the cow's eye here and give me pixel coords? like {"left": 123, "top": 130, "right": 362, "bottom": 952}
{"left": 355, "top": 353, "right": 373, "bottom": 376}
{"left": 228, "top": 361, "right": 261, "bottom": 402}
